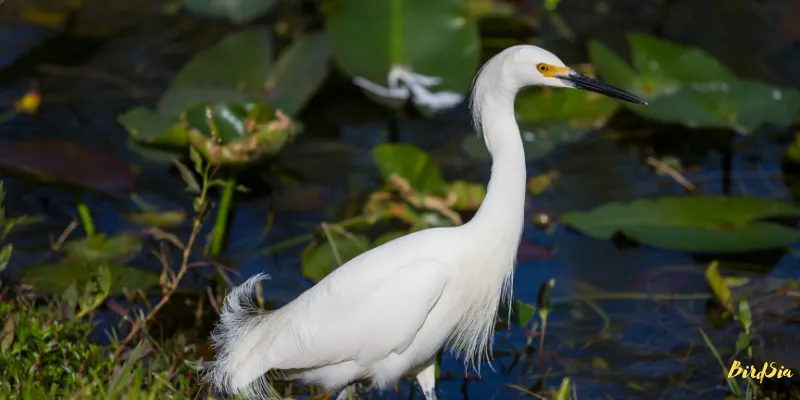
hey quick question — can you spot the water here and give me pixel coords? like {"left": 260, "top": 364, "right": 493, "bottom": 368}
{"left": 2, "top": 3, "right": 800, "bottom": 399}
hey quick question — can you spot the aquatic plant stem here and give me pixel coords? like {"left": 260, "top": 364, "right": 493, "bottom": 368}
{"left": 75, "top": 198, "right": 96, "bottom": 237}
{"left": 114, "top": 161, "right": 213, "bottom": 358}
{"left": 211, "top": 175, "right": 237, "bottom": 256}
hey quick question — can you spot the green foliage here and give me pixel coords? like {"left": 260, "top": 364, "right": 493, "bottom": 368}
{"left": 561, "top": 196, "right": 800, "bottom": 253}
{"left": 0, "top": 299, "right": 202, "bottom": 398}
{"left": 264, "top": 32, "right": 333, "bottom": 117}
{"left": 19, "top": 262, "right": 159, "bottom": 296}
{"left": 325, "top": 0, "right": 480, "bottom": 113}
{"left": 588, "top": 33, "right": 800, "bottom": 133}
{"left": 371, "top": 143, "right": 448, "bottom": 195}
{"left": 158, "top": 27, "right": 274, "bottom": 115}
{"left": 182, "top": 0, "right": 279, "bottom": 24}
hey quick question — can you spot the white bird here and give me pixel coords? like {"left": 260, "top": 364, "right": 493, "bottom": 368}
{"left": 200, "top": 45, "right": 646, "bottom": 400}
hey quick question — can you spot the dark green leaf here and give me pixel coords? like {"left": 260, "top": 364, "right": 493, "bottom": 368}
{"left": 183, "top": 0, "right": 278, "bottom": 24}
{"left": 183, "top": 102, "right": 251, "bottom": 144}
{"left": 326, "top": 0, "right": 479, "bottom": 113}
{"left": 628, "top": 33, "right": 736, "bottom": 87}
{"left": 510, "top": 300, "right": 536, "bottom": 328}
{"left": 586, "top": 40, "right": 639, "bottom": 93}
{"left": 19, "top": 263, "right": 159, "bottom": 296}
{"left": 562, "top": 196, "right": 800, "bottom": 252}
{"left": 62, "top": 233, "right": 143, "bottom": 264}
{"left": 371, "top": 143, "right": 447, "bottom": 195}
{"left": 735, "top": 331, "right": 752, "bottom": 354}
{"left": 118, "top": 107, "right": 186, "bottom": 148}
{"left": 158, "top": 28, "right": 273, "bottom": 115}
{"left": 301, "top": 234, "right": 370, "bottom": 282}
{"left": 264, "top": 32, "right": 332, "bottom": 116}
{"left": 62, "top": 283, "right": 79, "bottom": 311}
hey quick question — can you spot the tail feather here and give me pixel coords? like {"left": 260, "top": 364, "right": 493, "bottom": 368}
{"left": 199, "top": 273, "right": 283, "bottom": 399}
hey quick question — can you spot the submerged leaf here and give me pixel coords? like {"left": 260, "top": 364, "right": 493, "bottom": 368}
{"left": 19, "top": 263, "right": 159, "bottom": 296}
{"left": 62, "top": 233, "right": 143, "bottom": 264}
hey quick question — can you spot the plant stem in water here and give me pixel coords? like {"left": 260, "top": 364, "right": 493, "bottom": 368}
{"left": 211, "top": 176, "right": 237, "bottom": 256}
{"left": 75, "top": 198, "right": 95, "bottom": 237}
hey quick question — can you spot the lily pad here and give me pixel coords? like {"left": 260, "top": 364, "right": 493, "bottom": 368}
{"left": 371, "top": 143, "right": 448, "bottom": 195}
{"left": 62, "top": 233, "right": 143, "bottom": 264}
{"left": 118, "top": 107, "right": 185, "bottom": 149}
{"left": 588, "top": 33, "right": 800, "bottom": 133}
{"left": 158, "top": 27, "right": 273, "bottom": 115}
{"left": 182, "top": 0, "right": 278, "bottom": 24}
{"left": 301, "top": 233, "right": 370, "bottom": 282}
{"left": 0, "top": 140, "right": 136, "bottom": 194}
{"left": 325, "top": 0, "right": 479, "bottom": 113}
{"left": 19, "top": 262, "right": 159, "bottom": 296}
{"left": 561, "top": 196, "right": 800, "bottom": 253}
{"left": 264, "top": 32, "right": 332, "bottom": 116}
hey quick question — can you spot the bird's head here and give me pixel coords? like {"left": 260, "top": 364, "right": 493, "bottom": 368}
{"left": 495, "top": 45, "right": 647, "bottom": 105}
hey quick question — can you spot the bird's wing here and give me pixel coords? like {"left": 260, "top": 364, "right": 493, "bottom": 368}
{"left": 350, "top": 260, "right": 447, "bottom": 365}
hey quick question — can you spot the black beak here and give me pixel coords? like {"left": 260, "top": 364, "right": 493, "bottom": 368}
{"left": 559, "top": 71, "right": 647, "bottom": 105}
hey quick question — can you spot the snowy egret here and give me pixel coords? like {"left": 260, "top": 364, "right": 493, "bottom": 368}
{"left": 201, "top": 45, "right": 646, "bottom": 400}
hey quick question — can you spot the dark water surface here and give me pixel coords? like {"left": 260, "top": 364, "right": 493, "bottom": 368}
{"left": 2, "top": 2, "right": 800, "bottom": 399}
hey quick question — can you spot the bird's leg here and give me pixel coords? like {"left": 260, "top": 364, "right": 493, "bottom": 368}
{"left": 415, "top": 361, "right": 438, "bottom": 400}
{"left": 335, "top": 385, "right": 356, "bottom": 400}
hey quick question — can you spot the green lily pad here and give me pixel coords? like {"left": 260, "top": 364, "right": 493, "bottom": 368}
{"left": 588, "top": 33, "right": 800, "bottom": 133}
{"left": 325, "top": 0, "right": 479, "bottom": 113}
{"left": 637, "top": 81, "right": 800, "bottom": 134}
{"left": 158, "top": 27, "right": 273, "bottom": 115}
{"left": 301, "top": 233, "right": 370, "bottom": 282}
{"left": 19, "top": 262, "right": 159, "bottom": 296}
{"left": 264, "top": 32, "right": 332, "bottom": 116}
{"left": 561, "top": 196, "right": 800, "bottom": 253}
{"left": 182, "top": 0, "right": 278, "bottom": 24}
{"left": 118, "top": 107, "right": 185, "bottom": 148}
{"left": 462, "top": 121, "right": 596, "bottom": 162}
{"left": 62, "top": 233, "right": 143, "bottom": 264}
{"left": 371, "top": 143, "right": 448, "bottom": 195}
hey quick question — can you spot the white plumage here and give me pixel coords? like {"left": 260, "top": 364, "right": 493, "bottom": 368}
{"left": 200, "top": 45, "right": 645, "bottom": 400}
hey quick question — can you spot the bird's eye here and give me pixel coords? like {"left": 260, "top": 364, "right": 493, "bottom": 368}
{"left": 537, "top": 64, "right": 549, "bottom": 72}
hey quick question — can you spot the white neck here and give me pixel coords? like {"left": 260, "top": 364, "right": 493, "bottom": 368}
{"left": 466, "top": 87, "right": 526, "bottom": 252}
